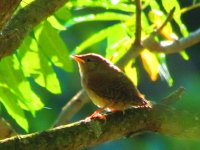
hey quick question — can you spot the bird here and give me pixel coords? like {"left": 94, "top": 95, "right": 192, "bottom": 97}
{"left": 71, "top": 53, "right": 152, "bottom": 121}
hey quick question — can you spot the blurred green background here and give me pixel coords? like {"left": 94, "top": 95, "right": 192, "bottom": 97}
{"left": 1, "top": 0, "right": 200, "bottom": 149}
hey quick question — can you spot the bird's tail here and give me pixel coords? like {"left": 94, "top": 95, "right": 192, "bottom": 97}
{"left": 135, "top": 94, "right": 154, "bottom": 108}
{"left": 141, "top": 98, "right": 154, "bottom": 108}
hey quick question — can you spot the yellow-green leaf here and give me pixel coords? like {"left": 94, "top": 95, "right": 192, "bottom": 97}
{"left": 158, "top": 53, "right": 173, "bottom": 86}
{"left": 72, "top": 12, "right": 130, "bottom": 23}
{"left": 180, "top": 51, "right": 190, "bottom": 60}
{"left": 105, "top": 23, "right": 129, "bottom": 62}
{"left": 140, "top": 49, "right": 159, "bottom": 81}
{"left": 75, "top": 23, "right": 130, "bottom": 55}
{"left": 0, "top": 55, "right": 41, "bottom": 115}
{"left": 19, "top": 35, "right": 61, "bottom": 94}
{"left": 34, "top": 22, "right": 73, "bottom": 72}
{"left": 20, "top": 0, "right": 34, "bottom": 7}
{"left": 68, "top": 1, "right": 135, "bottom": 13}
{"left": 47, "top": 16, "right": 66, "bottom": 30}
{"left": 0, "top": 86, "right": 29, "bottom": 132}
{"left": 124, "top": 60, "right": 138, "bottom": 86}
{"left": 161, "top": 0, "right": 189, "bottom": 36}
{"left": 148, "top": 10, "right": 175, "bottom": 40}
{"left": 55, "top": 4, "right": 71, "bottom": 21}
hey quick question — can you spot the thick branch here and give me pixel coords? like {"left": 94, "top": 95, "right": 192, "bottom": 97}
{"left": 0, "top": 0, "right": 69, "bottom": 58}
{"left": 163, "top": 28, "right": 200, "bottom": 53}
{"left": 0, "top": 102, "right": 199, "bottom": 150}
{"left": 143, "top": 28, "right": 200, "bottom": 54}
{"left": 0, "top": 0, "right": 21, "bottom": 30}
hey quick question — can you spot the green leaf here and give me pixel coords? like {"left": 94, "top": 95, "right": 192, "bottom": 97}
{"left": 0, "top": 86, "right": 28, "bottom": 132}
{"left": 158, "top": 53, "right": 173, "bottom": 86}
{"left": 0, "top": 55, "right": 44, "bottom": 114}
{"left": 34, "top": 21, "right": 73, "bottom": 72}
{"left": 180, "top": 51, "right": 190, "bottom": 60}
{"left": 141, "top": 12, "right": 152, "bottom": 35}
{"left": 18, "top": 35, "right": 41, "bottom": 77}
{"left": 19, "top": 35, "right": 61, "bottom": 94}
{"left": 106, "top": 36, "right": 133, "bottom": 63}
{"left": 35, "top": 53, "right": 61, "bottom": 94}
{"left": 47, "top": 15, "right": 66, "bottom": 30}
{"left": 105, "top": 23, "right": 132, "bottom": 63}
{"left": 67, "top": 1, "right": 135, "bottom": 12}
{"left": 20, "top": 0, "right": 34, "bottom": 7}
{"left": 149, "top": 0, "right": 160, "bottom": 10}
{"left": 161, "top": 0, "right": 180, "bottom": 13}
{"left": 161, "top": 0, "right": 189, "bottom": 36}
{"left": 54, "top": 4, "right": 72, "bottom": 22}
{"left": 148, "top": 9, "right": 176, "bottom": 40}
{"left": 71, "top": 12, "right": 130, "bottom": 24}
{"left": 75, "top": 23, "right": 130, "bottom": 54}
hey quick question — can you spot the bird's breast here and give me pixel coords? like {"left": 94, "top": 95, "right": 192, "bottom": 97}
{"left": 81, "top": 76, "right": 110, "bottom": 108}
{"left": 86, "top": 88, "right": 111, "bottom": 108}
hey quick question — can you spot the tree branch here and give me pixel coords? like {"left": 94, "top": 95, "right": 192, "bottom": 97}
{"left": 143, "top": 28, "right": 200, "bottom": 53}
{"left": 54, "top": 89, "right": 89, "bottom": 127}
{"left": 134, "top": 0, "right": 142, "bottom": 45}
{"left": 154, "top": 7, "right": 175, "bottom": 35}
{"left": 0, "top": 0, "right": 21, "bottom": 30}
{"left": 0, "top": 117, "right": 16, "bottom": 140}
{"left": 1, "top": 95, "right": 199, "bottom": 150}
{"left": 160, "top": 87, "right": 185, "bottom": 105}
{"left": 0, "top": 0, "right": 69, "bottom": 59}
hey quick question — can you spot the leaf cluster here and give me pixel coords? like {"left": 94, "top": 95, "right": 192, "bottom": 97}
{"left": 0, "top": 0, "right": 199, "bottom": 132}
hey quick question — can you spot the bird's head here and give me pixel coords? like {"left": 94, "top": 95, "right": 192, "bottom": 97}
{"left": 71, "top": 53, "right": 120, "bottom": 77}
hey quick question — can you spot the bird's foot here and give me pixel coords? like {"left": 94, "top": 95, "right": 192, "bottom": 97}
{"left": 83, "top": 110, "right": 106, "bottom": 123}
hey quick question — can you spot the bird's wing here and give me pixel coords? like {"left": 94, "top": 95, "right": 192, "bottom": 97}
{"left": 86, "top": 72, "right": 143, "bottom": 104}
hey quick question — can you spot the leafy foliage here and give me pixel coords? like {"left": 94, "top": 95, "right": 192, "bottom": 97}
{"left": 67, "top": 0, "right": 189, "bottom": 85}
{"left": 0, "top": 0, "right": 198, "bottom": 131}
{"left": 0, "top": 3, "right": 73, "bottom": 131}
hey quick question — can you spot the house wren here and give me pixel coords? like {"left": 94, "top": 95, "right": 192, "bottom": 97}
{"left": 71, "top": 53, "right": 151, "bottom": 120}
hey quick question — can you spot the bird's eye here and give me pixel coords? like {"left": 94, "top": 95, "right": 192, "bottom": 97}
{"left": 86, "top": 58, "right": 92, "bottom": 62}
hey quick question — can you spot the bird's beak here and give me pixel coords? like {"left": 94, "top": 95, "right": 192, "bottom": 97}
{"left": 70, "top": 55, "right": 85, "bottom": 64}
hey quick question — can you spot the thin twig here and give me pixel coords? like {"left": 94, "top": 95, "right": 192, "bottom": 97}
{"left": 134, "top": 0, "right": 142, "bottom": 45}
{"left": 160, "top": 87, "right": 185, "bottom": 105}
{"left": 155, "top": 7, "right": 176, "bottom": 35}
{"left": 53, "top": 89, "right": 89, "bottom": 127}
